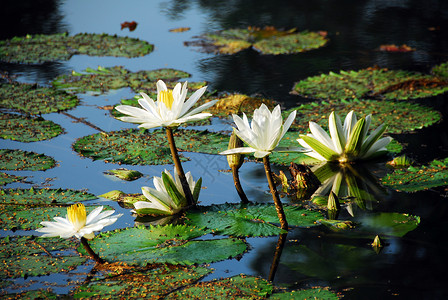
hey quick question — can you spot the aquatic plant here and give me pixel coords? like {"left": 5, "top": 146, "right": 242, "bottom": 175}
{"left": 297, "top": 111, "right": 392, "bottom": 163}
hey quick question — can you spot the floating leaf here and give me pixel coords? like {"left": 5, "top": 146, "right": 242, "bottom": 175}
{"left": 292, "top": 68, "right": 448, "bottom": 100}
{"left": 121, "top": 21, "right": 138, "bottom": 31}
{"left": 0, "top": 149, "right": 56, "bottom": 171}
{"left": 187, "top": 27, "right": 328, "bottom": 55}
{"left": 379, "top": 44, "right": 415, "bottom": 52}
{"left": 73, "top": 264, "right": 211, "bottom": 299}
{"left": 284, "top": 99, "right": 441, "bottom": 134}
{"left": 381, "top": 157, "right": 448, "bottom": 192}
{"left": 0, "top": 235, "right": 86, "bottom": 279}
{"left": 52, "top": 66, "right": 190, "bottom": 95}
{"left": 0, "top": 33, "right": 153, "bottom": 64}
{"left": 185, "top": 203, "right": 323, "bottom": 237}
{"left": 73, "top": 129, "right": 229, "bottom": 165}
{"left": 0, "top": 82, "right": 78, "bottom": 114}
{"left": 359, "top": 212, "right": 420, "bottom": 237}
{"left": 431, "top": 61, "right": 448, "bottom": 79}
{"left": 170, "top": 275, "right": 273, "bottom": 299}
{"left": 0, "top": 113, "right": 64, "bottom": 142}
{"left": 270, "top": 288, "right": 339, "bottom": 300}
{"left": 0, "top": 172, "right": 24, "bottom": 186}
{"left": 104, "top": 168, "right": 143, "bottom": 181}
{"left": 2, "top": 290, "right": 58, "bottom": 299}
{"left": 79, "top": 225, "right": 247, "bottom": 265}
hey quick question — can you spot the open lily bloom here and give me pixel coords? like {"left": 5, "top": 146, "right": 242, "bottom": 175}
{"left": 134, "top": 170, "right": 202, "bottom": 215}
{"left": 297, "top": 111, "right": 392, "bottom": 163}
{"left": 36, "top": 203, "right": 122, "bottom": 239}
{"left": 219, "top": 104, "right": 297, "bottom": 158}
{"left": 115, "top": 80, "right": 217, "bottom": 129}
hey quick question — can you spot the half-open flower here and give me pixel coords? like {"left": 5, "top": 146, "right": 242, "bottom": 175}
{"left": 134, "top": 170, "right": 202, "bottom": 215}
{"left": 36, "top": 203, "right": 122, "bottom": 239}
{"left": 115, "top": 80, "right": 217, "bottom": 129}
{"left": 297, "top": 111, "right": 392, "bottom": 163}
{"left": 219, "top": 104, "right": 297, "bottom": 158}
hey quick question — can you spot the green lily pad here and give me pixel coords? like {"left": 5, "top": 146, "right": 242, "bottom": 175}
{"left": 381, "top": 157, "right": 448, "bottom": 192}
{"left": 0, "top": 188, "right": 97, "bottom": 230}
{"left": 292, "top": 68, "right": 448, "bottom": 100}
{"left": 0, "top": 235, "right": 86, "bottom": 279}
{"left": 104, "top": 168, "right": 143, "bottom": 181}
{"left": 73, "top": 264, "right": 212, "bottom": 299}
{"left": 359, "top": 212, "right": 420, "bottom": 237}
{"left": 0, "top": 149, "right": 56, "bottom": 171}
{"left": 188, "top": 27, "right": 328, "bottom": 55}
{"left": 169, "top": 275, "right": 273, "bottom": 299}
{"left": 0, "top": 113, "right": 64, "bottom": 142}
{"left": 52, "top": 66, "right": 190, "bottom": 95}
{"left": 0, "top": 172, "right": 24, "bottom": 186}
{"left": 73, "top": 129, "right": 229, "bottom": 165}
{"left": 432, "top": 61, "right": 448, "bottom": 79}
{"left": 2, "top": 290, "right": 58, "bottom": 299}
{"left": 0, "top": 82, "right": 78, "bottom": 114}
{"left": 284, "top": 99, "right": 441, "bottom": 134}
{"left": 0, "top": 32, "right": 153, "bottom": 64}
{"left": 185, "top": 203, "right": 324, "bottom": 237}
{"left": 270, "top": 288, "right": 339, "bottom": 300}
{"left": 79, "top": 225, "right": 247, "bottom": 266}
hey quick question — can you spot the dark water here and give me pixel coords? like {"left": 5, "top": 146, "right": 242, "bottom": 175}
{"left": 1, "top": 0, "right": 448, "bottom": 298}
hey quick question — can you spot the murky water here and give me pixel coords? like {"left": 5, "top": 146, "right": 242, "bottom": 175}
{"left": 1, "top": 0, "right": 448, "bottom": 298}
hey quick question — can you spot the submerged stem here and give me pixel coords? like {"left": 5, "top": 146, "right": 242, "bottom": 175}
{"left": 232, "top": 166, "right": 249, "bottom": 203}
{"left": 165, "top": 127, "right": 195, "bottom": 207}
{"left": 263, "top": 156, "right": 288, "bottom": 230}
{"left": 80, "top": 237, "right": 104, "bottom": 264}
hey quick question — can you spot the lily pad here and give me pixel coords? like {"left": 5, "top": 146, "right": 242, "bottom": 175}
{"left": 0, "top": 113, "right": 64, "bottom": 142}
{"left": 185, "top": 203, "right": 324, "bottom": 237}
{"left": 284, "top": 99, "right": 441, "bottom": 134}
{"left": 52, "top": 66, "right": 190, "bottom": 95}
{"left": 169, "top": 275, "right": 273, "bottom": 299}
{"left": 432, "top": 61, "right": 448, "bottom": 79}
{"left": 0, "top": 172, "right": 24, "bottom": 186}
{"left": 359, "top": 212, "right": 420, "bottom": 237}
{"left": 381, "top": 157, "right": 448, "bottom": 192}
{"left": 73, "top": 129, "right": 229, "bottom": 165}
{"left": 188, "top": 27, "right": 328, "bottom": 55}
{"left": 0, "top": 235, "right": 86, "bottom": 279}
{"left": 292, "top": 68, "right": 448, "bottom": 100}
{"left": 0, "top": 32, "right": 153, "bottom": 64}
{"left": 73, "top": 264, "right": 212, "bottom": 299}
{"left": 0, "top": 82, "right": 78, "bottom": 114}
{"left": 104, "top": 168, "right": 143, "bottom": 181}
{"left": 2, "top": 290, "right": 58, "bottom": 299}
{"left": 0, "top": 149, "right": 56, "bottom": 171}
{"left": 270, "top": 288, "right": 339, "bottom": 300}
{"left": 79, "top": 225, "right": 247, "bottom": 266}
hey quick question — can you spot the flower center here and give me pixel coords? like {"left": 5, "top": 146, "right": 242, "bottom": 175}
{"left": 159, "top": 90, "right": 174, "bottom": 109}
{"left": 67, "top": 203, "right": 86, "bottom": 231}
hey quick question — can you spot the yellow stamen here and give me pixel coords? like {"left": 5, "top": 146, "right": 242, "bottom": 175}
{"left": 159, "top": 90, "right": 174, "bottom": 109}
{"left": 67, "top": 203, "right": 86, "bottom": 231}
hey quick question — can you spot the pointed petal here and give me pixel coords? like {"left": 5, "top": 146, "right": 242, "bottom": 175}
{"left": 219, "top": 147, "right": 257, "bottom": 155}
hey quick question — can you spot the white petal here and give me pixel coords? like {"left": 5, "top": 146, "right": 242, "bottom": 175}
{"left": 219, "top": 147, "right": 258, "bottom": 155}
{"left": 309, "top": 122, "right": 336, "bottom": 150}
{"left": 180, "top": 86, "right": 208, "bottom": 116}
{"left": 85, "top": 206, "right": 104, "bottom": 224}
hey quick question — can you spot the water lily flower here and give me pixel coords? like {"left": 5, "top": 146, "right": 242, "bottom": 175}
{"left": 115, "top": 80, "right": 217, "bottom": 129}
{"left": 219, "top": 104, "right": 297, "bottom": 158}
{"left": 36, "top": 203, "right": 122, "bottom": 240}
{"left": 297, "top": 111, "right": 392, "bottom": 163}
{"left": 134, "top": 170, "right": 202, "bottom": 215}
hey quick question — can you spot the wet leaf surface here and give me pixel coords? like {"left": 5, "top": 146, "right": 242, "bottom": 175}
{"left": 0, "top": 33, "right": 153, "bottom": 64}
{"left": 381, "top": 157, "right": 448, "bottom": 192}
{"left": 0, "top": 172, "right": 24, "bottom": 186}
{"left": 432, "top": 61, "right": 448, "bottom": 79}
{"left": 270, "top": 287, "right": 339, "bottom": 300}
{"left": 358, "top": 212, "right": 420, "bottom": 237}
{"left": 0, "top": 149, "right": 56, "bottom": 171}
{"left": 292, "top": 67, "right": 448, "bottom": 100}
{"left": 0, "top": 82, "right": 78, "bottom": 114}
{"left": 104, "top": 168, "right": 143, "bottom": 181}
{"left": 0, "top": 113, "right": 64, "bottom": 142}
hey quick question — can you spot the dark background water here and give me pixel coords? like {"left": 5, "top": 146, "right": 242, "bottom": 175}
{"left": 1, "top": 0, "right": 448, "bottom": 298}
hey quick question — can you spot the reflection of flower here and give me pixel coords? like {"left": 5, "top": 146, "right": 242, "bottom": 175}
{"left": 115, "top": 80, "right": 217, "bottom": 129}
{"left": 297, "top": 111, "right": 392, "bottom": 162}
{"left": 134, "top": 170, "right": 201, "bottom": 215}
{"left": 36, "top": 203, "right": 122, "bottom": 239}
{"left": 219, "top": 104, "right": 297, "bottom": 158}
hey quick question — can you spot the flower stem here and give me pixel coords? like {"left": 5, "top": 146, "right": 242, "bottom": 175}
{"left": 165, "top": 127, "right": 195, "bottom": 207}
{"left": 263, "top": 156, "right": 288, "bottom": 230}
{"left": 80, "top": 237, "right": 104, "bottom": 264}
{"left": 231, "top": 166, "right": 249, "bottom": 203}
{"left": 268, "top": 233, "right": 287, "bottom": 281}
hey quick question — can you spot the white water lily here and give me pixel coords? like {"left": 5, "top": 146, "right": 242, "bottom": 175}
{"left": 297, "top": 111, "right": 392, "bottom": 162}
{"left": 36, "top": 203, "right": 122, "bottom": 239}
{"left": 115, "top": 80, "right": 217, "bottom": 129}
{"left": 219, "top": 104, "right": 297, "bottom": 158}
{"left": 134, "top": 170, "right": 202, "bottom": 215}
